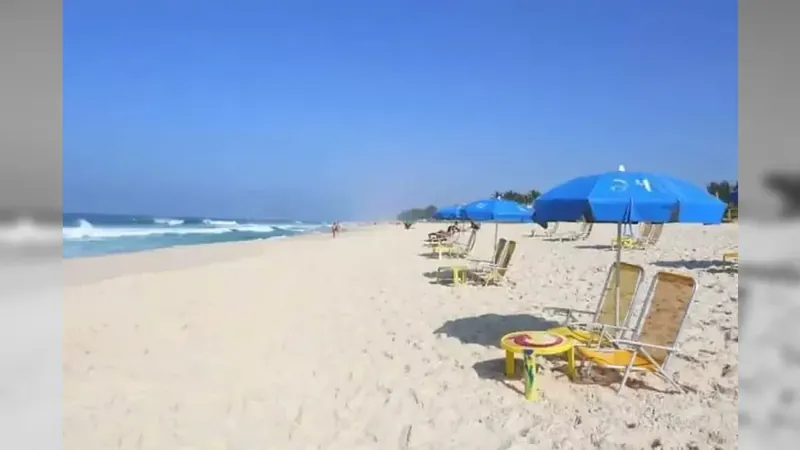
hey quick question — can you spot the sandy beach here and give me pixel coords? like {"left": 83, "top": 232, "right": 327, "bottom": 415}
{"left": 64, "top": 222, "right": 739, "bottom": 449}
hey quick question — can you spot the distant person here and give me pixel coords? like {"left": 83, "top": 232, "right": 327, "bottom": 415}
{"left": 331, "top": 221, "right": 340, "bottom": 238}
{"left": 403, "top": 221, "right": 413, "bottom": 230}
{"left": 446, "top": 221, "right": 460, "bottom": 234}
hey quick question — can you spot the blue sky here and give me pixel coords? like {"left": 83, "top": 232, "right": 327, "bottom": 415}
{"left": 64, "top": 0, "right": 737, "bottom": 221}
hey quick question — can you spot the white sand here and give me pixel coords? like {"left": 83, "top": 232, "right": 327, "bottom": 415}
{"left": 64, "top": 223, "right": 738, "bottom": 449}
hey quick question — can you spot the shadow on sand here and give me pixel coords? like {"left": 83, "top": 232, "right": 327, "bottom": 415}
{"left": 422, "top": 269, "right": 455, "bottom": 286}
{"left": 653, "top": 259, "right": 725, "bottom": 270}
{"left": 653, "top": 259, "right": 745, "bottom": 275}
{"left": 434, "top": 313, "right": 560, "bottom": 347}
{"left": 417, "top": 252, "right": 441, "bottom": 260}
{"left": 574, "top": 244, "right": 615, "bottom": 250}
{"left": 473, "top": 356, "right": 674, "bottom": 395}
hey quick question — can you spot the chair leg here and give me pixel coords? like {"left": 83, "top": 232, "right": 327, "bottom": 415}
{"left": 566, "top": 347, "right": 577, "bottom": 381}
{"left": 617, "top": 351, "right": 638, "bottom": 393}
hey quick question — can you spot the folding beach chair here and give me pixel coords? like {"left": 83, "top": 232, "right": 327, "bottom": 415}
{"left": 472, "top": 240, "right": 518, "bottom": 286}
{"left": 424, "top": 229, "right": 460, "bottom": 247}
{"left": 557, "top": 222, "right": 593, "bottom": 242}
{"left": 616, "top": 223, "right": 664, "bottom": 250}
{"left": 720, "top": 250, "right": 739, "bottom": 272}
{"left": 612, "top": 222, "right": 652, "bottom": 248}
{"left": 533, "top": 222, "right": 559, "bottom": 238}
{"left": 434, "top": 229, "right": 477, "bottom": 258}
{"left": 547, "top": 262, "right": 646, "bottom": 345}
{"left": 569, "top": 271, "right": 698, "bottom": 393}
{"left": 437, "top": 238, "right": 507, "bottom": 283}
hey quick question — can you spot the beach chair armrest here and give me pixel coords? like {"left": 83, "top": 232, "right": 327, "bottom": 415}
{"left": 576, "top": 323, "right": 630, "bottom": 331}
{"left": 465, "top": 259, "right": 495, "bottom": 268}
{"left": 612, "top": 339, "right": 689, "bottom": 356}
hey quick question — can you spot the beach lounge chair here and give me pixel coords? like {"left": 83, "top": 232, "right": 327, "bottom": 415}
{"left": 722, "top": 251, "right": 739, "bottom": 271}
{"left": 557, "top": 222, "right": 593, "bottom": 241}
{"left": 569, "top": 271, "right": 698, "bottom": 393}
{"left": 425, "top": 229, "right": 459, "bottom": 246}
{"left": 434, "top": 229, "right": 477, "bottom": 259}
{"left": 439, "top": 238, "right": 506, "bottom": 274}
{"left": 532, "top": 222, "right": 559, "bottom": 237}
{"left": 616, "top": 223, "right": 664, "bottom": 249}
{"left": 436, "top": 238, "right": 507, "bottom": 284}
{"left": 611, "top": 222, "right": 652, "bottom": 248}
{"left": 470, "top": 240, "right": 518, "bottom": 286}
{"left": 547, "top": 262, "right": 645, "bottom": 345}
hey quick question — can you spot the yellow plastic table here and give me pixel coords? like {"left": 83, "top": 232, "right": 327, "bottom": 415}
{"left": 500, "top": 331, "right": 576, "bottom": 400}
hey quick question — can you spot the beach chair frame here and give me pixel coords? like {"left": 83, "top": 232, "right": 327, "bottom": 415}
{"left": 576, "top": 271, "right": 699, "bottom": 393}
{"left": 547, "top": 262, "right": 645, "bottom": 345}
{"left": 612, "top": 222, "right": 652, "bottom": 247}
{"left": 557, "top": 222, "right": 593, "bottom": 241}
{"left": 568, "top": 262, "right": 645, "bottom": 332}
{"left": 438, "top": 229, "right": 478, "bottom": 258}
{"left": 474, "top": 240, "right": 517, "bottom": 286}
{"left": 533, "top": 222, "right": 560, "bottom": 238}
{"left": 637, "top": 223, "right": 663, "bottom": 248}
{"left": 437, "top": 238, "right": 507, "bottom": 283}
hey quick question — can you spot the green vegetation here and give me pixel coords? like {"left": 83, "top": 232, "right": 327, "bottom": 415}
{"left": 396, "top": 205, "right": 437, "bottom": 222}
{"left": 397, "top": 181, "right": 738, "bottom": 221}
{"left": 396, "top": 190, "right": 540, "bottom": 221}
{"left": 706, "top": 180, "right": 738, "bottom": 221}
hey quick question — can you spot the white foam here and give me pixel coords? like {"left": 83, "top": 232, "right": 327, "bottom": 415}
{"left": 202, "top": 219, "right": 239, "bottom": 227}
{"left": 63, "top": 223, "right": 278, "bottom": 240}
{"left": 154, "top": 218, "right": 184, "bottom": 226}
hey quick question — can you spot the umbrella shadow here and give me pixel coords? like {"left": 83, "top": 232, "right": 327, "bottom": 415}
{"left": 653, "top": 259, "right": 724, "bottom": 270}
{"left": 574, "top": 244, "right": 614, "bottom": 250}
{"left": 652, "top": 259, "right": 743, "bottom": 275}
{"left": 472, "top": 358, "right": 525, "bottom": 395}
{"left": 422, "top": 269, "right": 456, "bottom": 286}
{"left": 434, "top": 313, "right": 560, "bottom": 347}
{"left": 417, "top": 252, "right": 441, "bottom": 260}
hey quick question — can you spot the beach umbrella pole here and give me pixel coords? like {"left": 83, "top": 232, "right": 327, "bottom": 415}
{"left": 614, "top": 222, "right": 623, "bottom": 327}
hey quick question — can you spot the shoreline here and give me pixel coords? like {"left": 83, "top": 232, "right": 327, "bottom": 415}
{"left": 63, "top": 222, "right": 388, "bottom": 286}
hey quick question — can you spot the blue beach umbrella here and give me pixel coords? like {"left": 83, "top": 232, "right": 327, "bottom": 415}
{"left": 459, "top": 198, "right": 533, "bottom": 250}
{"left": 533, "top": 165, "right": 726, "bottom": 325}
{"left": 533, "top": 167, "right": 726, "bottom": 224}
{"left": 433, "top": 205, "right": 463, "bottom": 220}
{"left": 460, "top": 198, "right": 534, "bottom": 223}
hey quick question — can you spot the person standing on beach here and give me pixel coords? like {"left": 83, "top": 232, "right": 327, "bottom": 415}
{"left": 331, "top": 221, "right": 339, "bottom": 238}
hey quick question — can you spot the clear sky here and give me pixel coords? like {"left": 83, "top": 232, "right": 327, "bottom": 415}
{"left": 63, "top": 0, "right": 737, "bottom": 221}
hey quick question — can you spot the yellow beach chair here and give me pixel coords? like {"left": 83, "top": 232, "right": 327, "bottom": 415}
{"left": 547, "top": 262, "right": 645, "bottom": 345}
{"left": 611, "top": 222, "right": 652, "bottom": 248}
{"left": 533, "top": 222, "right": 559, "bottom": 238}
{"left": 569, "top": 271, "right": 698, "bottom": 393}
{"left": 471, "top": 240, "right": 518, "bottom": 286}
{"left": 615, "top": 223, "right": 663, "bottom": 250}
{"left": 433, "top": 229, "right": 477, "bottom": 259}
{"left": 557, "top": 222, "right": 594, "bottom": 241}
{"left": 437, "top": 238, "right": 507, "bottom": 284}
{"left": 722, "top": 250, "right": 738, "bottom": 271}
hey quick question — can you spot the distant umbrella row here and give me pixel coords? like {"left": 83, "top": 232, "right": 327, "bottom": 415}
{"left": 434, "top": 166, "right": 729, "bottom": 226}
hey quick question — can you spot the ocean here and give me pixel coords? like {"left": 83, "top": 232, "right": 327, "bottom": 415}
{"left": 62, "top": 213, "right": 330, "bottom": 258}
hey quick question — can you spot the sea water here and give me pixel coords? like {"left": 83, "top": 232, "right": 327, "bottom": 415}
{"left": 61, "top": 213, "right": 330, "bottom": 258}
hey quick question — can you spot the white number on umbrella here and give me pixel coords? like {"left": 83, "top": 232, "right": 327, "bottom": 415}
{"left": 635, "top": 178, "right": 652, "bottom": 192}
